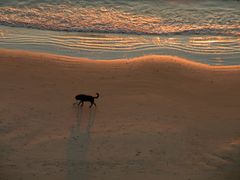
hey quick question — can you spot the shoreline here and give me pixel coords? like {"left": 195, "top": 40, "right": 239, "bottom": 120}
{"left": 1, "top": 48, "right": 240, "bottom": 70}
{"left": 1, "top": 24, "right": 240, "bottom": 65}
{"left": 1, "top": 48, "right": 240, "bottom": 180}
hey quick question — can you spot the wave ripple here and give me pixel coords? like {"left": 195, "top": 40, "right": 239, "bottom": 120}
{"left": 0, "top": 1, "right": 240, "bottom": 36}
{"left": 1, "top": 25, "right": 239, "bottom": 65}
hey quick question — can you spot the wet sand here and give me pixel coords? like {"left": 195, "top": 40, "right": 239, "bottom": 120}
{"left": 0, "top": 49, "right": 240, "bottom": 180}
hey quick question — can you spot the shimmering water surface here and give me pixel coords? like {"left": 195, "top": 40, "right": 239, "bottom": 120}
{"left": 0, "top": 0, "right": 240, "bottom": 65}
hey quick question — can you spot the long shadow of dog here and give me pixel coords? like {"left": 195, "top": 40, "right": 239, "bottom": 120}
{"left": 67, "top": 106, "right": 96, "bottom": 180}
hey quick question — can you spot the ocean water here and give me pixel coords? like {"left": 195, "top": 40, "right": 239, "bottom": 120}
{"left": 0, "top": 0, "right": 240, "bottom": 65}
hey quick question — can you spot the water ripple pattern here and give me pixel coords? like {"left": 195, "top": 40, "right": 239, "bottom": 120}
{"left": 1, "top": 25, "right": 239, "bottom": 65}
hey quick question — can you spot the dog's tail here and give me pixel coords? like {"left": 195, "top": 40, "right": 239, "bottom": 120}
{"left": 94, "top": 93, "right": 99, "bottom": 99}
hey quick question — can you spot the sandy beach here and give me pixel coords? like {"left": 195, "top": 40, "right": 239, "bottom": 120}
{"left": 0, "top": 49, "right": 240, "bottom": 180}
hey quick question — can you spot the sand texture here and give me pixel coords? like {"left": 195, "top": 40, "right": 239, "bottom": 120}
{"left": 0, "top": 49, "right": 240, "bottom": 180}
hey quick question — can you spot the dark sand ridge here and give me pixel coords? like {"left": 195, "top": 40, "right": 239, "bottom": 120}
{"left": 0, "top": 49, "right": 240, "bottom": 180}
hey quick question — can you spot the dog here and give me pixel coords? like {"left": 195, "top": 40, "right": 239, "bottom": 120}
{"left": 74, "top": 93, "right": 99, "bottom": 108}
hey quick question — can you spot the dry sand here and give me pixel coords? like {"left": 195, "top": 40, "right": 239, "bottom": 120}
{"left": 0, "top": 49, "right": 240, "bottom": 180}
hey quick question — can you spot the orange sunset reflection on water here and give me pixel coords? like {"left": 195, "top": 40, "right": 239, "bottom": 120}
{"left": 0, "top": 5, "right": 239, "bottom": 36}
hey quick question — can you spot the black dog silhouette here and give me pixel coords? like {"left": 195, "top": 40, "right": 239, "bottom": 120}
{"left": 74, "top": 93, "right": 99, "bottom": 108}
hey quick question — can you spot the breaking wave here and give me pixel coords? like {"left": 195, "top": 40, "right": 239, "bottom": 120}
{"left": 0, "top": 2, "right": 239, "bottom": 36}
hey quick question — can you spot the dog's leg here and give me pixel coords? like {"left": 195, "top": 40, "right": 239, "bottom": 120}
{"left": 73, "top": 99, "right": 79, "bottom": 106}
{"left": 81, "top": 101, "right": 84, "bottom": 106}
{"left": 78, "top": 100, "right": 82, "bottom": 106}
{"left": 89, "top": 102, "right": 93, "bottom": 108}
{"left": 93, "top": 102, "right": 96, "bottom": 107}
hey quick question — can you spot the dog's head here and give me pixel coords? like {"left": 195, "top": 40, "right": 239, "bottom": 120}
{"left": 75, "top": 94, "right": 80, "bottom": 100}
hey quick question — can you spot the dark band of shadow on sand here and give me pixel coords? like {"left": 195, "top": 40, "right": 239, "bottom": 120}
{"left": 67, "top": 106, "right": 96, "bottom": 180}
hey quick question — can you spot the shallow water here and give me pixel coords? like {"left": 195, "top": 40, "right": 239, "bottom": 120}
{"left": 0, "top": 0, "right": 240, "bottom": 65}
